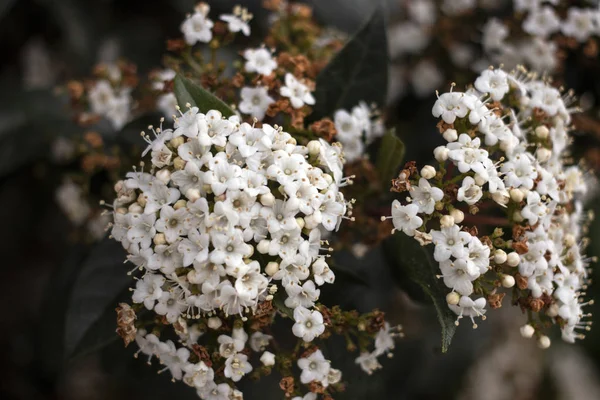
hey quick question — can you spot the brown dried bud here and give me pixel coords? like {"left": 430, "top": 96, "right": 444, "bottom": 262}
{"left": 487, "top": 292, "right": 505, "bottom": 309}
{"left": 191, "top": 344, "right": 213, "bottom": 367}
{"left": 231, "top": 73, "right": 245, "bottom": 88}
{"left": 84, "top": 131, "right": 104, "bottom": 149}
{"left": 512, "top": 240, "right": 529, "bottom": 255}
{"left": 308, "top": 381, "right": 326, "bottom": 394}
{"left": 367, "top": 310, "right": 386, "bottom": 334}
{"left": 436, "top": 119, "right": 454, "bottom": 133}
{"left": 529, "top": 297, "right": 545, "bottom": 313}
{"left": 515, "top": 273, "right": 528, "bottom": 290}
{"left": 67, "top": 80, "right": 85, "bottom": 100}
{"left": 462, "top": 226, "right": 479, "bottom": 237}
{"left": 309, "top": 118, "right": 337, "bottom": 141}
{"left": 115, "top": 303, "right": 137, "bottom": 347}
{"left": 480, "top": 235, "right": 493, "bottom": 248}
{"left": 166, "top": 39, "right": 186, "bottom": 52}
{"left": 279, "top": 376, "right": 295, "bottom": 397}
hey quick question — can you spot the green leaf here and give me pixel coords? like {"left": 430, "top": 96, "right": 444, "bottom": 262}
{"left": 65, "top": 239, "right": 130, "bottom": 359}
{"left": 311, "top": 2, "right": 388, "bottom": 121}
{"left": 273, "top": 290, "right": 294, "bottom": 319}
{"left": 384, "top": 234, "right": 457, "bottom": 353}
{"left": 173, "top": 74, "right": 235, "bottom": 117}
{"left": 376, "top": 129, "right": 405, "bottom": 190}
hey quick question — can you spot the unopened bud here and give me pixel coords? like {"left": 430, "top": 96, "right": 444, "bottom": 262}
{"left": 450, "top": 209, "right": 464, "bottom": 224}
{"left": 265, "top": 261, "right": 279, "bottom": 276}
{"left": 128, "top": 203, "right": 143, "bottom": 214}
{"left": 440, "top": 215, "right": 455, "bottom": 228}
{"left": 169, "top": 136, "right": 184, "bottom": 148}
{"left": 492, "top": 191, "right": 509, "bottom": 206}
{"left": 260, "top": 351, "right": 276, "bottom": 367}
{"left": 420, "top": 165, "right": 436, "bottom": 180}
{"left": 446, "top": 292, "right": 460, "bottom": 305}
{"left": 174, "top": 199, "right": 187, "bottom": 210}
{"left": 443, "top": 128, "right": 458, "bottom": 142}
{"left": 173, "top": 157, "right": 185, "bottom": 170}
{"left": 535, "top": 125, "right": 549, "bottom": 139}
{"left": 156, "top": 168, "right": 171, "bottom": 184}
{"left": 295, "top": 217, "right": 305, "bottom": 230}
{"left": 474, "top": 174, "right": 486, "bottom": 186}
{"left": 536, "top": 148, "right": 551, "bottom": 163}
{"left": 435, "top": 201, "right": 444, "bottom": 211}
{"left": 537, "top": 335, "right": 551, "bottom": 349}
{"left": 564, "top": 233, "right": 576, "bottom": 247}
{"left": 116, "top": 207, "right": 128, "bottom": 214}
{"left": 513, "top": 210, "right": 524, "bottom": 222}
{"left": 257, "top": 240, "right": 270, "bottom": 254}
{"left": 510, "top": 188, "right": 524, "bottom": 203}
{"left": 186, "top": 188, "right": 201, "bottom": 202}
{"left": 494, "top": 249, "right": 507, "bottom": 264}
{"left": 546, "top": 303, "right": 559, "bottom": 317}
{"left": 307, "top": 140, "right": 321, "bottom": 156}
{"left": 137, "top": 193, "right": 147, "bottom": 207}
{"left": 260, "top": 193, "right": 275, "bottom": 207}
{"left": 154, "top": 233, "right": 166, "bottom": 246}
{"left": 208, "top": 317, "right": 222, "bottom": 330}
{"left": 502, "top": 275, "right": 515, "bottom": 288}
{"left": 323, "top": 174, "right": 333, "bottom": 185}
{"left": 507, "top": 252, "right": 520, "bottom": 267}
{"left": 520, "top": 324, "right": 535, "bottom": 338}
{"left": 434, "top": 146, "right": 449, "bottom": 162}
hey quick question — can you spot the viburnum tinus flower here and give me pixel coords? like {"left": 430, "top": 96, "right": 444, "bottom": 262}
{"left": 386, "top": 66, "right": 595, "bottom": 346}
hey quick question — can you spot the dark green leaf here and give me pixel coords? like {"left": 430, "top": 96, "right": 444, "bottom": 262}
{"left": 273, "top": 290, "right": 294, "bottom": 319}
{"left": 376, "top": 129, "right": 405, "bottom": 190}
{"left": 384, "top": 234, "right": 457, "bottom": 353}
{"left": 173, "top": 74, "right": 235, "bottom": 117}
{"left": 65, "top": 239, "right": 130, "bottom": 359}
{"left": 329, "top": 259, "right": 368, "bottom": 287}
{"left": 311, "top": 2, "right": 388, "bottom": 120}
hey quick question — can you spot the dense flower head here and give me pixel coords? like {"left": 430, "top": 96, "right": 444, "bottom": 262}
{"left": 388, "top": 66, "right": 595, "bottom": 345}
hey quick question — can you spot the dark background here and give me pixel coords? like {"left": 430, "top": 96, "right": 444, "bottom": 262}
{"left": 2, "top": 0, "right": 600, "bottom": 399}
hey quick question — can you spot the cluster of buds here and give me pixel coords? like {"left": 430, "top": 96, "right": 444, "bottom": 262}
{"left": 386, "top": 66, "right": 595, "bottom": 346}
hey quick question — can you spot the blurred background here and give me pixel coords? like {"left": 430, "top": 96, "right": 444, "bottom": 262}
{"left": 3, "top": 0, "right": 600, "bottom": 399}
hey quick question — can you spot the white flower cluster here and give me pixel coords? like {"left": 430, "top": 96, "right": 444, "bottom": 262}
{"left": 181, "top": 3, "right": 252, "bottom": 46}
{"left": 389, "top": 67, "right": 594, "bottom": 343}
{"left": 482, "top": 1, "right": 600, "bottom": 72}
{"left": 88, "top": 76, "right": 132, "bottom": 130}
{"left": 110, "top": 105, "right": 352, "bottom": 396}
{"left": 354, "top": 322, "right": 401, "bottom": 374}
{"left": 333, "top": 102, "right": 385, "bottom": 162}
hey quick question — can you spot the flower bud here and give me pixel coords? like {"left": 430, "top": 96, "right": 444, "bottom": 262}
{"left": 535, "top": 125, "right": 549, "bottom": 139}
{"left": 506, "top": 252, "right": 520, "bottom": 267}
{"left": 502, "top": 275, "right": 515, "bottom": 288}
{"left": 260, "top": 193, "right": 275, "bottom": 207}
{"left": 564, "top": 233, "right": 576, "bottom": 247}
{"left": 208, "top": 317, "right": 222, "bottom": 330}
{"left": 510, "top": 188, "right": 524, "bottom": 203}
{"left": 546, "top": 303, "right": 559, "bottom": 317}
{"left": 117, "top": 207, "right": 128, "bottom": 214}
{"left": 173, "top": 157, "right": 185, "bottom": 170}
{"left": 537, "top": 335, "right": 551, "bottom": 349}
{"left": 493, "top": 249, "right": 507, "bottom": 264}
{"left": 450, "top": 209, "right": 464, "bottom": 224}
{"left": 440, "top": 215, "right": 455, "bottom": 228}
{"left": 434, "top": 146, "right": 449, "bottom": 162}
{"left": 420, "top": 165, "right": 436, "bottom": 180}
{"left": 446, "top": 291, "right": 460, "bottom": 305}
{"left": 265, "top": 261, "right": 279, "bottom": 276}
{"left": 114, "top": 180, "right": 125, "bottom": 193}
{"left": 536, "top": 148, "right": 551, "bottom": 163}
{"left": 520, "top": 324, "right": 535, "bottom": 338}
{"left": 154, "top": 233, "right": 166, "bottom": 246}
{"left": 169, "top": 136, "right": 185, "bottom": 148}
{"left": 304, "top": 213, "right": 322, "bottom": 229}
{"left": 323, "top": 174, "right": 333, "bottom": 185}
{"left": 156, "top": 168, "right": 171, "bottom": 184}
{"left": 307, "top": 140, "right": 321, "bottom": 156}
{"left": 137, "top": 193, "right": 147, "bottom": 207}
{"left": 186, "top": 188, "right": 201, "bottom": 202}
{"left": 443, "top": 128, "right": 458, "bottom": 142}
{"left": 295, "top": 217, "right": 305, "bottom": 230}
{"left": 128, "top": 203, "right": 143, "bottom": 214}
{"left": 260, "top": 351, "right": 276, "bottom": 367}
{"left": 492, "top": 191, "right": 509, "bottom": 206}
{"left": 513, "top": 210, "right": 524, "bottom": 222}
{"left": 520, "top": 96, "right": 530, "bottom": 107}
{"left": 174, "top": 199, "right": 187, "bottom": 210}
{"left": 257, "top": 240, "right": 270, "bottom": 254}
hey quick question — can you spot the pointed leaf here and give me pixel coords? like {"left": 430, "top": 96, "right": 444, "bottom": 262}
{"left": 311, "top": 3, "right": 388, "bottom": 120}
{"left": 65, "top": 239, "right": 130, "bottom": 359}
{"left": 384, "top": 234, "right": 457, "bottom": 353}
{"left": 173, "top": 74, "right": 235, "bottom": 117}
{"left": 376, "top": 129, "right": 405, "bottom": 190}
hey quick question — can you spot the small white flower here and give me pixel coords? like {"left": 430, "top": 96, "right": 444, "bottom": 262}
{"left": 292, "top": 306, "right": 325, "bottom": 342}
{"left": 243, "top": 48, "right": 277, "bottom": 75}
{"left": 355, "top": 352, "right": 382, "bottom": 375}
{"left": 521, "top": 191, "right": 548, "bottom": 226}
{"left": 391, "top": 200, "right": 423, "bottom": 236}
{"left": 432, "top": 92, "right": 473, "bottom": 124}
{"left": 522, "top": 6, "right": 560, "bottom": 38}
{"left": 410, "top": 178, "right": 444, "bottom": 214}
{"left": 297, "top": 349, "right": 330, "bottom": 384}
{"left": 474, "top": 69, "right": 509, "bottom": 101}
{"left": 238, "top": 86, "right": 274, "bottom": 120}
{"left": 181, "top": 10, "right": 214, "bottom": 45}
{"left": 132, "top": 274, "right": 165, "bottom": 310}
{"left": 280, "top": 73, "right": 315, "bottom": 109}
{"left": 220, "top": 12, "right": 251, "bottom": 36}
{"left": 260, "top": 351, "right": 276, "bottom": 366}
{"left": 457, "top": 176, "right": 483, "bottom": 205}
{"left": 431, "top": 225, "right": 472, "bottom": 262}
{"left": 439, "top": 259, "right": 479, "bottom": 296}
{"left": 448, "top": 296, "right": 487, "bottom": 327}
{"left": 223, "top": 353, "right": 252, "bottom": 382}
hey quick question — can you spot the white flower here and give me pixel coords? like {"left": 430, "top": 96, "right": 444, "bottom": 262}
{"left": 522, "top": 6, "right": 560, "bottom": 38}
{"left": 154, "top": 289, "right": 187, "bottom": 323}
{"left": 411, "top": 60, "right": 444, "bottom": 98}
{"left": 448, "top": 296, "right": 487, "bottom": 327}
{"left": 391, "top": 201, "right": 423, "bottom": 236}
{"left": 311, "top": 258, "right": 335, "bottom": 286}
{"left": 481, "top": 18, "right": 508, "bottom": 51}
{"left": 181, "top": 10, "right": 214, "bottom": 45}
{"left": 183, "top": 361, "right": 214, "bottom": 389}
{"left": 334, "top": 109, "right": 362, "bottom": 141}
{"left": 431, "top": 225, "right": 472, "bottom": 262}
{"left": 210, "top": 231, "right": 252, "bottom": 268}
{"left": 285, "top": 280, "right": 320, "bottom": 309}
{"left": 238, "top": 86, "right": 274, "bottom": 120}
{"left": 127, "top": 212, "right": 157, "bottom": 248}
{"left": 260, "top": 351, "right": 276, "bottom": 366}
{"left": 56, "top": 180, "right": 91, "bottom": 225}
{"left": 197, "top": 382, "right": 232, "bottom": 400}
{"left": 501, "top": 153, "right": 537, "bottom": 189}
{"left": 440, "top": 258, "right": 479, "bottom": 296}
{"left": 157, "top": 93, "right": 178, "bottom": 118}
{"left": 280, "top": 73, "right": 315, "bottom": 109}
{"left": 297, "top": 349, "right": 330, "bottom": 384}
{"left": 224, "top": 353, "right": 252, "bottom": 382}
{"left": 155, "top": 205, "right": 190, "bottom": 243}
{"left": 292, "top": 306, "right": 325, "bottom": 342}
{"left": 132, "top": 274, "right": 165, "bottom": 310}
{"left": 355, "top": 352, "right": 382, "bottom": 375}
{"left": 432, "top": 92, "right": 473, "bottom": 124}
{"left": 250, "top": 332, "right": 272, "bottom": 352}
{"left": 457, "top": 176, "right": 483, "bottom": 205}
{"left": 220, "top": 12, "right": 251, "bottom": 36}
{"left": 562, "top": 8, "right": 597, "bottom": 42}
{"left": 474, "top": 69, "right": 509, "bottom": 101}
{"left": 243, "top": 48, "right": 277, "bottom": 75}
{"left": 410, "top": 178, "right": 444, "bottom": 214}
{"left": 521, "top": 191, "right": 548, "bottom": 226}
